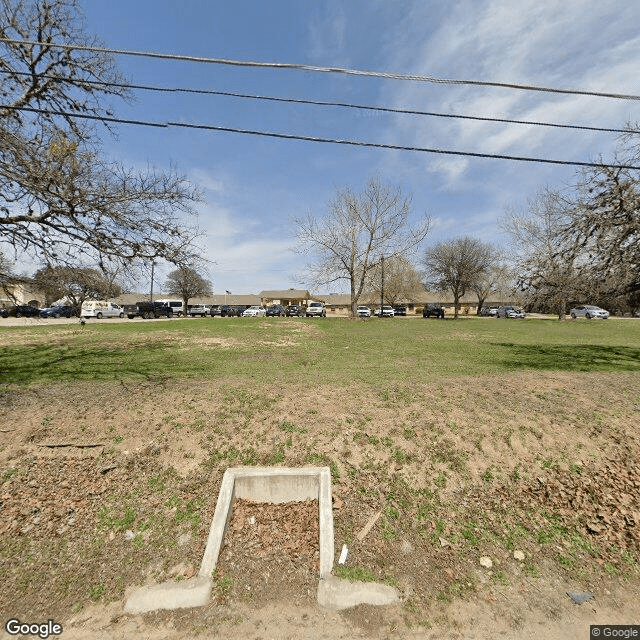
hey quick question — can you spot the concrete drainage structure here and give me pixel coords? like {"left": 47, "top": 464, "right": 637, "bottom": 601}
{"left": 124, "top": 466, "right": 398, "bottom": 614}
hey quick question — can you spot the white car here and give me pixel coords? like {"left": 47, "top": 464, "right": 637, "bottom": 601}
{"left": 356, "top": 305, "right": 371, "bottom": 317}
{"left": 188, "top": 305, "right": 209, "bottom": 317}
{"left": 570, "top": 305, "right": 609, "bottom": 320}
{"left": 80, "top": 301, "right": 124, "bottom": 319}
{"left": 305, "top": 302, "right": 326, "bottom": 317}
{"left": 374, "top": 306, "right": 395, "bottom": 317}
{"left": 242, "top": 305, "right": 266, "bottom": 317}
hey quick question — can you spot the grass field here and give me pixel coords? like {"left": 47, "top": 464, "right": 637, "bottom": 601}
{"left": 1, "top": 315, "right": 639, "bottom": 386}
{"left": 1, "top": 316, "right": 639, "bottom": 638}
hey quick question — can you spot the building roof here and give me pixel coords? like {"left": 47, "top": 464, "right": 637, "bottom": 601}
{"left": 258, "top": 289, "right": 310, "bottom": 299}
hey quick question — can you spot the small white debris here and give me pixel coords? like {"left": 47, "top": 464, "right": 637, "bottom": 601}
{"left": 338, "top": 544, "right": 349, "bottom": 565}
{"left": 513, "top": 550, "right": 525, "bottom": 561}
{"left": 248, "top": 516, "right": 256, "bottom": 525}
{"left": 479, "top": 556, "right": 493, "bottom": 568}
{"left": 439, "top": 537, "right": 453, "bottom": 548}
{"left": 124, "top": 530, "right": 135, "bottom": 541}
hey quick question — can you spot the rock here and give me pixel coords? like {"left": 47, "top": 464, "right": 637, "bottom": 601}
{"left": 439, "top": 537, "right": 452, "bottom": 548}
{"left": 513, "top": 550, "right": 525, "bottom": 561}
{"left": 178, "top": 532, "right": 192, "bottom": 546}
{"left": 479, "top": 556, "right": 493, "bottom": 568}
{"left": 401, "top": 539, "right": 414, "bottom": 554}
{"left": 567, "top": 591, "right": 594, "bottom": 605}
{"left": 124, "top": 530, "right": 135, "bottom": 540}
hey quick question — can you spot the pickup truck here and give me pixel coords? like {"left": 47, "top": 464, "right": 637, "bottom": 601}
{"left": 124, "top": 301, "right": 174, "bottom": 319}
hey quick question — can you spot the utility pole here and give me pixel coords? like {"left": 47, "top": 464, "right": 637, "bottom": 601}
{"left": 150, "top": 261, "right": 155, "bottom": 303}
{"left": 379, "top": 255, "right": 384, "bottom": 318}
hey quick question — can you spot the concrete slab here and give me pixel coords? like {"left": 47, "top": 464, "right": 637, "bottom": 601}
{"left": 317, "top": 576, "right": 400, "bottom": 610}
{"left": 124, "top": 466, "right": 334, "bottom": 614}
{"left": 123, "top": 576, "right": 212, "bottom": 614}
{"left": 198, "top": 466, "right": 334, "bottom": 580}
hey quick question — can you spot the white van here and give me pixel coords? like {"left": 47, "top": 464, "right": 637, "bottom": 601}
{"left": 81, "top": 301, "right": 124, "bottom": 319}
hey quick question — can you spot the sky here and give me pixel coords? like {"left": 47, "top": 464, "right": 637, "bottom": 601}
{"left": 73, "top": 0, "right": 640, "bottom": 294}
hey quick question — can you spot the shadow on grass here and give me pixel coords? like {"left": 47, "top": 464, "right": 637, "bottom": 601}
{"left": 494, "top": 343, "right": 640, "bottom": 372}
{"left": 0, "top": 343, "right": 165, "bottom": 385}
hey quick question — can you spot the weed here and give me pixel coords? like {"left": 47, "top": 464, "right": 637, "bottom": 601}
{"left": 380, "top": 518, "right": 396, "bottom": 540}
{"left": 461, "top": 521, "right": 482, "bottom": 546}
{"left": 434, "top": 472, "right": 447, "bottom": 489}
{"left": 557, "top": 553, "right": 575, "bottom": 570}
{"left": 492, "top": 570, "right": 509, "bottom": 586}
{"left": 392, "top": 448, "right": 409, "bottom": 464}
{"left": 403, "top": 426, "right": 417, "bottom": 440}
{"left": 89, "top": 582, "right": 105, "bottom": 601}
{"left": 481, "top": 467, "right": 494, "bottom": 483}
{"left": 280, "top": 421, "right": 307, "bottom": 434}
{"left": 98, "top": 506, "right": 136, "bottom": 532}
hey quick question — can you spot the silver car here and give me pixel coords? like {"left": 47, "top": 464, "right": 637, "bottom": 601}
{"left": 570, "top": 305, "right": 609, "bottom": 320}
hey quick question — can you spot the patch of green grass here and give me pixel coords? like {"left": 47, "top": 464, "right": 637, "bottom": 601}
{"left": 280, "top": 421, "right": 307, "bottom": 434}
{"left": 97, "top": 506, "right": 136, "bottom": 532}
{"left": 334, "top": 566, "right": 377, "bottom": 582}
{"left": 2, "top": 317, "right": 639, "bottom": 386}
{"left": 88, "top": 582, "right": 105, "bottom": 601}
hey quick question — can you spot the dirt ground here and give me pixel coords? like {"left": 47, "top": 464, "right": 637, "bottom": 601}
{"left": 1, "top": 370, "right": 639, "bottom": 639}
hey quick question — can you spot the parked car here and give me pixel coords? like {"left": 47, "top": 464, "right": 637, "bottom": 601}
{"left": 356, "top": 305, "right": 371, "bottom": 318}
{"left": 305, "top": 302, "right": 326, "bottom": 317}
{"left": 480, "top": 306, "right": 496, "bottom": 317}
{"left": 242, "top": 305, "right": 266, "bottom": 317}
{"left": 374, "top": 306, "right": 395, "bottom": 317}
{"left": 496, "top": 306, "right": 525, "bottom": 319}
{"left": 187, "top": 304, "right": 209, "bottom": 317}
{"left": 209, "top": 306, "right": 221, "bottom": 317}
{"left": 39, "top": 305, "right": 77, "bottom": 318}
{"left": 7, "top": 305, "right": 41, "bottom": 318}
{"left": 0, "top": 308, "right": 7, "bottom": 318}
{"left": 125, "top": 301, "right": 174, "bottom": 319}
{"left": 285, "top": 304, "right": 303, "bottom": 317}
{"left": 81, "top": 301, "right": 124, "bottom": 319}
{"left": 393, "top": 306, "right": 407, "bottom": 316}
{"left": 423, "top": 304, "right": 445, "bottom": 319}
{"left": 265, "top": 304, "right": 286, "bottom": 317}
{"left": 155, "top": 300, "right": 185, "bottom": 316}
{"left": 570, "top": 305, "right": 609, "bottom": 320}
{"left": 219, "top": 305, "right": 243, "bottom": 317}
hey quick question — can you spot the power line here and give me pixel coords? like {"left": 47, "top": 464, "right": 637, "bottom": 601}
{"left": 6, "top": 104, "right": 640, "bottom": 170}
{"left": 2, "top": 69, "right": 633, "bottom": 135}
{"left": 2, "top": 37, "right": 640, "bottom": 102}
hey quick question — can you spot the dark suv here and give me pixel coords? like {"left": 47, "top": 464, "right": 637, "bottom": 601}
{"left": 285, "top": 305, "right": 303, "bottom": 317}
{"left": 219, "top": 305, "right": 241, "bottom": 317}
{"left": 266, "top": 304, "right": 286, "bottom": 317}
{"left": 423, "top": 303, "right": 445, "bottom": 319}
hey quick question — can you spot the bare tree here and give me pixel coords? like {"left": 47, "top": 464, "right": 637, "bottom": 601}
{"left": 502, "top": 191, "right": 581, "bottom": 319}
{"left": 423, "top": 236, "right": 496, "bottom": 319}
{"left": 472, "top": 260, "right": 510, "bottom": 314}
{"left": 366, "top": 255, "right": 424, "bottom": 306}
{"left": 0, "top": 0, "right": 201, "bottom": 271}
{"left": 560, "top": 161, "right": 640, "bottom": 302}
{"left": 33, "top": 264, "right": 121, "bottom": 309}
{"left": 293, "top": 177, "right": 430, "bottom": 316}
{"left": 164, "top": 266, "right": 212, "bottom": 312}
